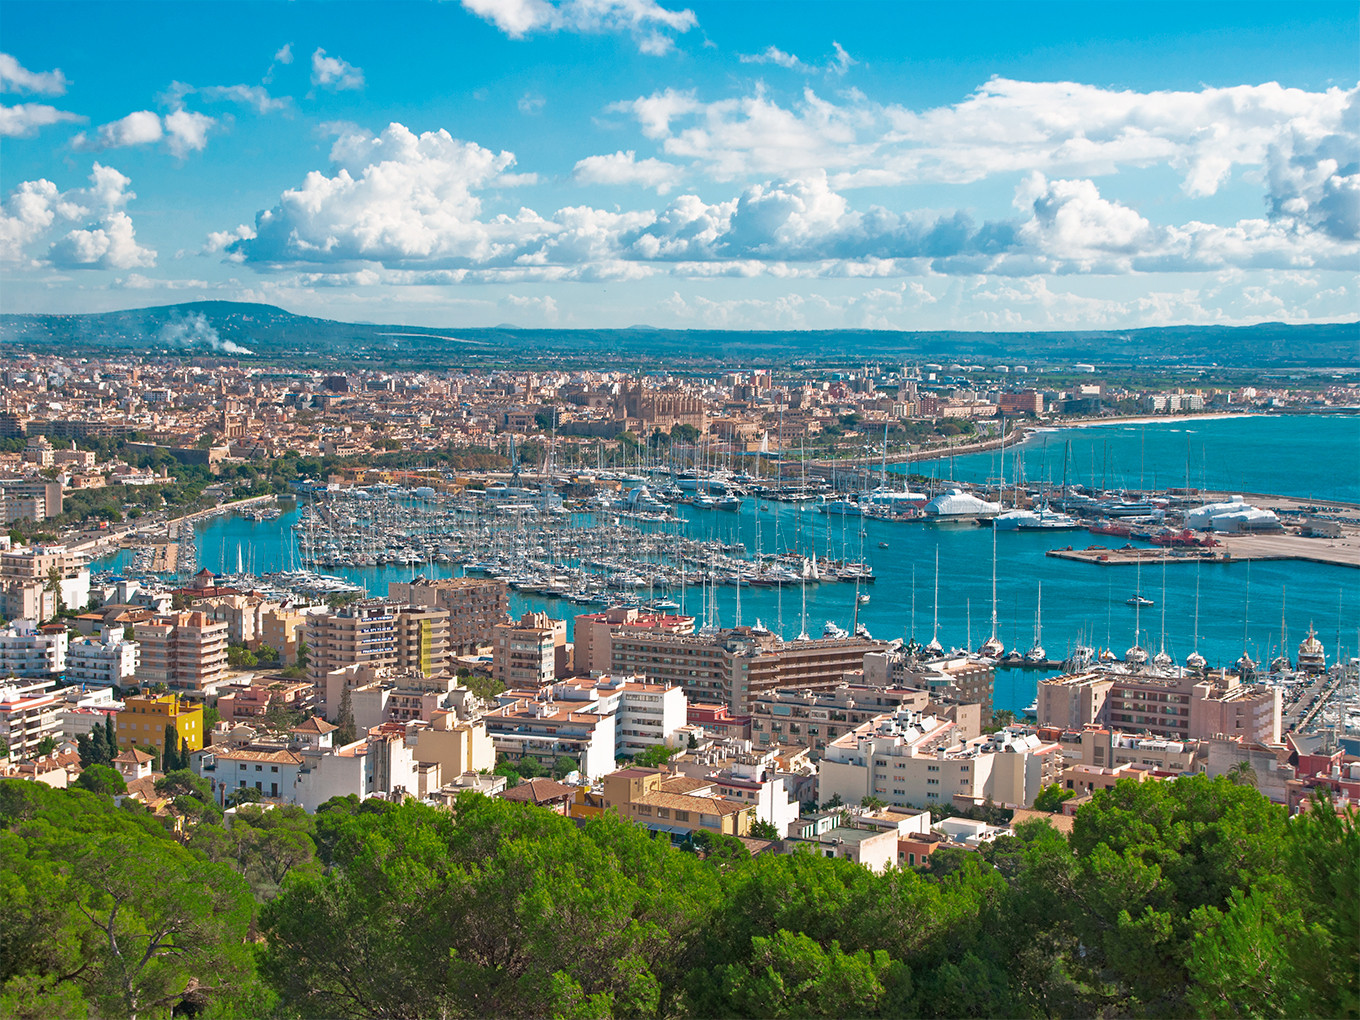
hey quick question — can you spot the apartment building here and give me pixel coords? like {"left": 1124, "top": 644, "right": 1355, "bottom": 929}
{"left": 115, "top": 692, "right": 204, "bottom": 755}
{"left": 573, "top": 606, "right": 695, "bottom": 675}
{"left": 1038, "top": 725, "right": 1202, "bottom": 774}
{"left": 388, "top": 577, "right": 508, "bottom": 655}
{"left": 189, "top": 593, "right": 271, "bottom": 646}
{"left": 0, "top": 540, "right": 90, "bottom": 621}
{"left": 133, "top": 611, "right": 229, "bottom": 691}
{"left": 216, "top": 678, "right": 314, "bottom": 724}
{"left": 66, "top": 626, "right": 139, "bottom": 686}
{"left": 751, "top": 684, "right": 931, "bottom": 757}
{"left": 862, "top": 651, "right": 996, "bottom": 727}
{"left": 0, "top": 619, "right": 68, "bottom": 676}
{"left": 261, "top": 607, "right": 307, "bottom": 663}
{"left": 482, "top": 696, "right": 616, "bottom": 779}
{"left": 608, "top": 626, "right": 883, "bottom": 714}
{"left": 305, "top": 599, "right": 451, "bottom": 686}
{"left": 0, "top": 479, "right": 62, "bottom": 520}
{"left": 531, "top": 674, "right": 689, "bottom": 755}
{"left": 0, "top": 679, "right": 62, "bottom": 757}
{"left": 1038, "top": 666, "right": 1281, "bottom": 745}
{"left": 600, "top": 766, "right": 755, "bottom": 839}
{"left": 491, "top": 611, "right": 570, "bottom": 687}
{"left": 818, "top": 709, "right": 1062, "bottom": 811}
{"left": 411, "top": 710, "right": 496, "bottom": 779}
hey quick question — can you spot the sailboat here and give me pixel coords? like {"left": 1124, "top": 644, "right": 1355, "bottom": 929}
{"left": 1269, "top": 587, "right": 1291, "bottom": 673}
{"left": 1236, "top": 563, "right": 1256, "bottom": 677}
{"left": 1186, "top": 565, "right": 1207, "bottom": 670}
{"left": 926, "top": 548, "right": 944, "bottom": 655}
{"left": 1152, "top": 562, "right": 1173, "bottom": 668}
{"left": 1125, "top": 560, "right": 1148, "bottom": 665}
{"left": 1024, "top": 583, "right": 1046, "bottom": 664}
{"left": 978, "top": 525, "right": 1004, "bottom": 658}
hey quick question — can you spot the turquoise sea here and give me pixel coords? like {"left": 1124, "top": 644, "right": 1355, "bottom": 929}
{"left": 915, "top": 414, "right": 1360, "bottom": 503}
{"left": 96, "top": 416, "right": 1359, "bottom": 715}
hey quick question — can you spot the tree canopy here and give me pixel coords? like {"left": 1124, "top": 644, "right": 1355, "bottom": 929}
{"left": 0, "top": 773, "right": 1354, "bottom": 1019}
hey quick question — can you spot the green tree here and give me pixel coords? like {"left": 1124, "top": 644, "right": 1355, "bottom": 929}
{"left": 334, "top": 685, "right": 357, "bottom": 745}
{"left": 1226, "top": 760, "right": 1258, "bottom": 788}
{"left": 161, "top": 724, "right": 181, "bottom": 771}
{"left": 1032, "top": 783, "right": 1075, "bottom": 813}
{"left": 75, "top": 764, "right": 127, "bottom": 796}
{"left": 33, "top": 736, "right": 55, "bottom": 756}
{"left": 295, "top": 640, "right": 310, "bottom": 672}
{"left": 749, "top": 818, "right": 780, "bottom": 840}
{"left": 631, "top": 744, "right": 680, "bottom": 769}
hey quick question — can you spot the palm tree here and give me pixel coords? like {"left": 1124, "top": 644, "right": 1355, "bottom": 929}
{"left": 1227, "top": 761, "right": 1259, "bottom": 788}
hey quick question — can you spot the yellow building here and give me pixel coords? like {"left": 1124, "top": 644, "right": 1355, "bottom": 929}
{"left": 115, "top": 693, "right": 204, "bottom": 755}
{"left": 601, "top": 767, "right": 754, "bottom": 838}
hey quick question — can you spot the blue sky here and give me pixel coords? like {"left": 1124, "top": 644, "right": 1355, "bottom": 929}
{"left": 2, "top": 0, "right": 1356, "bottom": 330}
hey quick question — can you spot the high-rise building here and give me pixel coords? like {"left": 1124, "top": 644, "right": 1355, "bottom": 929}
{"left": 388, "top": 577, "right": 508, "bottom": 655}
{"left": 608, "top": 626, "right": 884, "bottom": 714}
{"left": 573, "top": 607, "right": 694, "bottom": 675}
{"left": 305, "top": 599, "right": 450, "bottom": 686}
{"left": 492, "top": 611, "right": 570, "bottom": 688}
{"left": 134, "top": 611, "right": 229, "bottom": 691}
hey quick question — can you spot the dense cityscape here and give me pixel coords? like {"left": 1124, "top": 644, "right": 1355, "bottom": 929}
{"left": 2, "top": 2, "right": 1357, "bottom": 1018}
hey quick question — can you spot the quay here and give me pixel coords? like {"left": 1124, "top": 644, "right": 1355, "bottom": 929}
{"left": 1047, "top": 536, "right": 1360, "bottom": 569}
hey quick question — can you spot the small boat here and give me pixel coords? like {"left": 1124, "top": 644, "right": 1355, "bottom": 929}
{"left": 1126, "top": 595, "right": 1154, "bottom": 608}
{"left": 878, "top": 541, "right": 889, "bottom": 549}
{"left": 858, "top": 594, "right": 870, "bottom": 604}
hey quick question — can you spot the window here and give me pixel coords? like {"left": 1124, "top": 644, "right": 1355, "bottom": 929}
{"left": 271, "top": 765, "right": 279, "bottom": 773}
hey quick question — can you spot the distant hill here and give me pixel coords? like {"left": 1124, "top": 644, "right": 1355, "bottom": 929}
{"left": 1, "top": 300, "right": 1356, "bottom": 369}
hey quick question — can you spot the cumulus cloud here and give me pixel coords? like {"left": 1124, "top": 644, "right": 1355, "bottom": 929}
{"left": 213, "top": 101, "right": 1359, "bottom": 284}
{"left": 226, "top": 122, "right": 538, "bottom": 266}
{"left": 311, "top": 48, "right": 365, "bottom": 90}
{"left": 0, "top": 102, "right": 83, "bottom": 137}
{"left": 73, "top": 108, "right": 215, "bottom": 157}
{"left": 461, "top": 0, "right": 696, "bottom": 53}
{"left": 572, "top": 150, "right": 681, "bottom": 193}
{"left": 0, "top": 53, "right": 69, "bottom": 95}
{"left": 275, "top": 43, "right": 294, "bottom": 65}
{"left": 1, "top": 162, "right": 155, "bottom": 269}
{"left": 615, "top": 77, "right": 1359, "bottom": 202}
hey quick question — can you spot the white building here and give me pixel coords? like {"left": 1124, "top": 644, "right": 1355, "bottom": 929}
{"left": 1185, "top": 495, "right": 1281, "bottom": 533}
{"left": 0, "top": 679, "right": 62, "bottom": 757}
{"left": 204, "top": 718, "right": 437, "bottom": 811}
{"left": 66, "top": 627, "right": 139, "bottom": 686}
{"left": 0, "top": 619, "right": 68, "bottom": 677}
{"left": 710, "top": 753, "right": 802, "bottom": 837}
{"left": 58, "top": 684, "right": 123, "bottom": 740}
{"left": 546, "top": 675, "right": 689, "bottom": 755}
{"left": 818, "top": 709, "right": 1063, "bottom": 810}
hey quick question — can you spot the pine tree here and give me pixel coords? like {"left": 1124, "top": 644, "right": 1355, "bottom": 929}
{"left": 335, "top": 685, "right": 357, "bottom": 745}
{"left": 163, "top": 724, "right": 181, "bottom": 771}
{"left": 90, "top": 725, "right": 110, "bottom": 766}
{"left": 76, "top": 732, "right": 92, "bottom": 767}
{"left": 104, "top": 714, "right": 117, "bottom": 754}
{"left": 180, "top": 736, "right": 191, "bottom": 768}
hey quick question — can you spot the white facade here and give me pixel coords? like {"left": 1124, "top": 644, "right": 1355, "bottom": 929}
{"left": 0, "top": 679, "right": 62, "bottom": 756}
{"left": 818, "top": 710, "right": 1060, "bottom": 810}
{"left": 66, "top": 627, "right": 139, "bottom": 686}
{"left": 711, "top": 756, "right": 802, "bottom": 837}
{"left": 0, "top": 619, "right": 68, "bottom": 676}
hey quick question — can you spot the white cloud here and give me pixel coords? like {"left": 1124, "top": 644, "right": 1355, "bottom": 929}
{"left": 0, "top": 102, "right": 83, "bottom": 137}
{"left": 461, "top": 0, "right": 696, "bottom": 53}
{"left": 739, "top": 46, "right": 809, "bottom": 72}
{"left": 216, "top": 105, "right": 1359, "bottom": 283}
{"left": 0, "top": 53, "right": 69, "bottom": 96}
{"left": 737, "top": 42, "right": 856, "bottom": 76}
{"left": 275, "top": 43, "right": 294, "bottom": 65}
{"left": 227, "top": 122, "right": 538, "bottom": 266}
{"left": 518, "top": 93, "right": 546, "bottom": 115}
{"left": 75, "top": 110, "right": 164, "bottom": 149}
{"left": 1, "top": 163, "right": 155, "bottom": 269}
{"left": 165, "top": 80, "right": 289, "bottom": 114}
{"left": 616, "top": 78, "right": 1358, "bottom": 205}
{"left": 164, "top": 108, "right": 214, "bottom": 157}
{"left": 73, "top": 108, "right": 216, "bottom": 157}
{"left": 311, "top": 48, "right": 365, "bottom": 91}
{"left": 572, "top": 150, "right": 681, "bottom": 193}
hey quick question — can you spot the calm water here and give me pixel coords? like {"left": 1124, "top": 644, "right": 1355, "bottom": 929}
{"left": 96, "top": 416, "right": 1360, "bottom": 714}
{"left": 909, "top": 414, "right": 1360, "bottom": 503}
